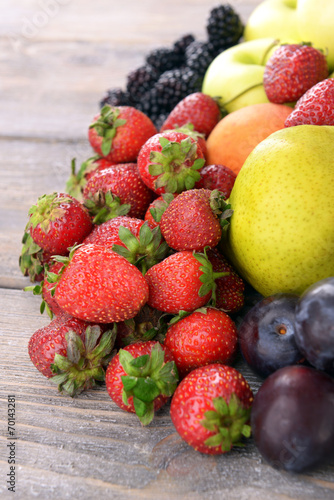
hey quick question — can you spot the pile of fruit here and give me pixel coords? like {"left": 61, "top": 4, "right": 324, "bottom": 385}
{"left": 20, "top": 1, "right": 334, "bottom": 475}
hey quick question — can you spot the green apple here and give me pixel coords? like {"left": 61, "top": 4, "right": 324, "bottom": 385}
{"left": 297, "top": 0, "right": 334, "bottom": 71}
{"left": 245, "top": 0, "right": 334, "bottom": 71}
{"left": 202, "top": 38, "right": 279, "bottom": 113}
{"left": 244, "top": 0, "right": 300, "bottom": 43}
{"left": 224, "top": 125, "right": 334, "bottom": 297}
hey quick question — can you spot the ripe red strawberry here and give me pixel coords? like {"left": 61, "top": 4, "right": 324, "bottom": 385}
{"left": 285, "top": 78, "right": 334, "bottom": 127}
{"left": 88, "top": 105, "right": 157, "bottom": 163}
{"left": 26, "top": 192, "right": 93, "bottom": 256}
{"left": 28, "top": 313, "right": 117, "bottom": 396}
{"left": 170, "top": 364, "right": 254, "bottom": 454}
{"left": 137, "top": 131, "right": 205, "bottom": 195}
{"left": 105, "top": 341, "right": 178, "bottom": 425}
{"left": 164, "top": 307, "right": 238, "bottom": 378}
{"left": 263, "top": 44, "right": 328, "bottom": 104}
{"left": 144, "top": 250, "right": 223, "bottom": 314}
{"left": 66, "top": 156, "right": 116, "bottom": 201}
{"left": 54, "top": 244, "right": 149, "bottom": 323}
{"left": 82, "top": 163, "right": 154, "bottom": 222}
{"left": 164, "top": 123, "right": 208, "bottom": 159}
{"left": 195, "top": 164, "right": 236, "bottom": 199}
{"left": 159, "top": 188, "right": 233, "bottom": 252}
{"left": 160, "top": 92, "right": 222, "bottom": 137}
{"left": 83, "top": 216, "right": 168, "bottom": 273}
{"left": 144, "top": 193, "right": 176, "bottom": 228}
{"left": 207, "top": 248, "right": 245, "bottom": 314}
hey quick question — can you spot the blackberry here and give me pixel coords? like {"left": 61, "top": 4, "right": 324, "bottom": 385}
{"left": 137, "top": 87, "right": 170, "bottom": 126}
{"left": 99, "top": 87, "right": 134, "bottom": 108}
{"left": 145, "top": 47, "right": 182, "bottom": 73}
{"left": 126, "top": 64, "right": 160, "bottom": 104}
{"left": 206, "top": 4, "right": 244, "bottom": 52}
{"left": 185, "top": 40, "right": 216, "bottom": 78}
{"left": 155, "top": 67, "right": 202, "bottom": 110}
{"left": 173, "top": 33, "right": 196, "bottom": 63}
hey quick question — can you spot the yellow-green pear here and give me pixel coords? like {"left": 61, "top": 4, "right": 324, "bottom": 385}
{"left": 225, "top": 125, "right": 334, "bottom": 297}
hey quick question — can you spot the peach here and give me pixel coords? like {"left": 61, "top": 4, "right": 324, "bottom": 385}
{"left": 206, "top": 103, "right": 293, "bottom": 175}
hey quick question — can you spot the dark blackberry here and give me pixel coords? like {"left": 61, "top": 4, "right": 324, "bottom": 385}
{"left": 126, "top": 64, "right": 160, "bottom": 104}
{"left": 99, "top": 87, "right": 134, "bottom": 108}
{"left": 185, "top": 40, "right": 216, "bottom": 78}
{"left": 173, "top": 33, "right": 196, "bottom": 62}
{"left": 155, "top": 67, "right": 203, "bottom": 110}
{"left": 136, "top": 87, "right": 170, "bottom": 126}
{"left": 145, "top": 47, "right": 183, "bottom": 73}
{"left": 206, "top": 4, "right": 244, "bottom": 52}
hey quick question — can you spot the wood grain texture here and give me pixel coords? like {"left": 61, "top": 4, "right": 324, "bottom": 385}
{"left": 1, "top": 1, "right": 334, "bottom": 498}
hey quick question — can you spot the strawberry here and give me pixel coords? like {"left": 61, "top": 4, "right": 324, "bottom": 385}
{"left": 164, "top": 307, "right": 238, "bottom": 378}
{"left": 285, "top": 78, "right": 334, "bottom": 127}
{"left": 144, "top": 193, "right": 176, "bottom": 228}
{"left": 88, "top": 105, "right": 157, "bottom": 163}
{"left": 263, "top": 43, "right": 328, "bottom": 104}
{"left": 28, "top": 313, "right": 117, "bottom": 396}
{"left": 144, "top": 249, "right": 225, "bottom": 314}
{"left": 105, "top": 341, "right": 178, "bottom": 425}
{"left": 83, "top": 216, "right": 169, "bottom": 273}
{"left": 170, "top": 364, "right": 254, "bottom": 454}
{"left": 159, "top": 188, "right": 233, "bottom": 252}
{"left": 54, "top": 244, "right": 149, "bottom": 323}
{"left": 82, "top": 163, "right": 154, "bottom": 222}
{"left": 66, "top": 156, "right": 116, "bottom": 201}
{"left": 207, "top": 248, "right": 245, "bottom": 314}
{"left": 165, "top": 123, "right": 208, "bottom": 159}
{"left": 137, "top": 131, "right": 205, "bottom": 195}
{"left": 26, "top": 192, "right": 93, "bottom": 256}
{"left": 195, "top": 164, "right": 236, "bottom": 199}
{"left": 160, "top": 92, "right": 222, "bottom": 137}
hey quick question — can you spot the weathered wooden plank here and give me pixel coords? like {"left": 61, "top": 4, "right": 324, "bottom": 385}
{"left": 0, "top": 0, "right": 260, "bottom": 141}
{"left": 1, "top": 288, "right": 334, "bottom": 500}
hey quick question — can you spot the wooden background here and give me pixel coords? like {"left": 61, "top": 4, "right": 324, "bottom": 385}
{"left": 1, "top": 1, "right": 334, "bottom": 498}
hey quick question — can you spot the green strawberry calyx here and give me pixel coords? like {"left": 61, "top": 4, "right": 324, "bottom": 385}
{"left": 209, "top": 189, "right": 233, "bottom": 231}
{"left": 193, "top": 247, "right": 229, "bottom": 305}
{"left": 84, "top": 189, "right": 131, "bottom": 224}
{"left": 51, "top": 324, "right": 117, "bottom": 397}
{"left": 66, "top": 156, "right": 101, "bottom": 201}
{"left": 119, "top": 343, "right": 179, "bottom": 426}
{"left": 149, "top": 136, "right": 205, "bottom": 193}
{"left": 27, "top": 192, "right": 73, "bottom": 234}
{"left": 19, "top": 230, "right": 44, "bottom": 282}
{"left": 112, "top": 222, "right": 169, "bottom": 274}
{"left": 201, "top": 394, "right": 251, "bottom": 452}
{"left": 89, "top": 105, "right": 127, "bottom": 156}
{"left": 149, "top": 193, "right": 175, "bottom": 223}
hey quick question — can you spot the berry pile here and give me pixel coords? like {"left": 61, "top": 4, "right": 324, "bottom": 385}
{"left": 19, "top": 2, "right": 334, "bottom": 474}
{"left": 100, "top": 4, "right": 243, "bottom": 128}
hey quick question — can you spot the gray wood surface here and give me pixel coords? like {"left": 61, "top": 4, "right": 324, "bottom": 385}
{"left": 1, "top": 1, "right": 334, "bottom": 499}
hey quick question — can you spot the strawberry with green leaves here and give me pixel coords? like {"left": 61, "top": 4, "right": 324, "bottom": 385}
{"left": 144, "top": 249, "right": 226, "bottom": 314}
{"left": 26, "top": 192, "right": 93, "bottom": 256}
{"left": 263, "top": 43, "right": 328, "bottom": 104}
{"left": 53, "top": 244, "right": 149, "bottom": 323}
{"left": 82, "top": 163, "right": 154, "bottom": 222}
{"left": 89, "top": 105, "right": 157, "bottom": 163}
{"left": 159, "top": 188, "right": 233, "bottom": 252}
{"left": 164, "top": 307, "right": 238, "bottom": 379}
{"left": 144, "top": 193, "right": 176, "bottom": 228}
{"left": 105, "top": 341, "right": 178, "bottom": 425}
{"left": 66, "top": 156, "right": 117, "bottom": 201}
{"left": 160, "top": 92, "right": 222, "bottom": 137}
{"left": 28, "top": 313, "right": 117, "bottom": 396}
{"left": 137, "top": 131, "right": 205, "bottom": 195}
{"left": 83, "top": 216, "right": 169, "bottom": 274}
{"left": 170, "top": 364, "right": 254, "bottom": 454}
{"left": 19, "top": 231, "right": 53, "bottom": 282}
